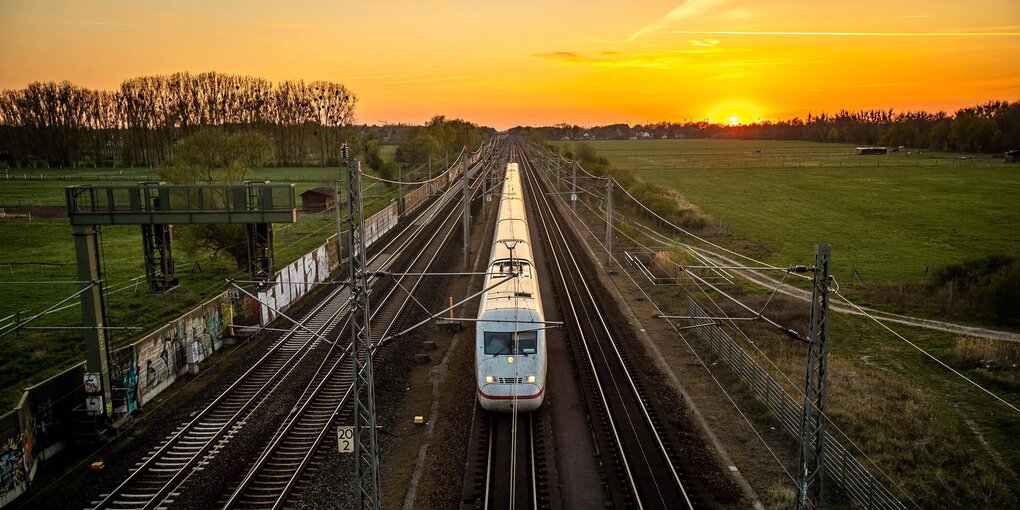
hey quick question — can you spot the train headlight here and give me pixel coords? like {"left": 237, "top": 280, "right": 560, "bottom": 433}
{"left": 485, "top": 376, "right": 496, "bottom": 384}
{"left": 525, "top": 375, "right": 536, "bottom": 383}
{"left": 507, "top": 356, "right": 514, "bottom": 364}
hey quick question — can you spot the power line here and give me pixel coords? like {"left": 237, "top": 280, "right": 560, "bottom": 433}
{"left": 532, "top": 143, "right": 811, "bottom": 280}
{"left": 524, "top": 153, "right": 799, "bottom": 491}
{"left": 833, "top": 289, "right": 1020, "bottom": 415}
{"left": 534, "top": 149, "right": 919, "bottom": 507}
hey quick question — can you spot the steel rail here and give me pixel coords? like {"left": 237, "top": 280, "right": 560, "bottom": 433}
{"left": 222, "top": 150, "right": 494, "bottom": 509}
{"left": 94, "top": 152, "right": 496, "bottom": 510}
{"left": 92, "top": 282, "right": 350, "bottom": 510}
{"left": 518, "top": 141, "right": 693, "bottom": 510}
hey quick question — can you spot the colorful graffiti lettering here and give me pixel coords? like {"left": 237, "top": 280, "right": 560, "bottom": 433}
{"left": 0, "top": 435, "right": 26, "bottom": 497}
{"left": 258, "top": 245, "right": 331, "bottom": 325}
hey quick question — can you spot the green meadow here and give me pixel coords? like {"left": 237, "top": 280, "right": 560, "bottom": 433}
{"left": 565, "top": 139, "right": 1020, "bottom": 506}
{"left": 573, "top": 139, "right": 1019, "bottom": 285}
{"left": 0, "top": 152, "right": 406, "bottom": 408}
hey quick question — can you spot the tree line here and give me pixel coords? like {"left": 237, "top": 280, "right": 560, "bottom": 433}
{"left": 0, "top": 72, "right": 357, "bottom": 167}
{"left": 393, "top": 115, "right": 495, "bottom": 166}
{"left": 511, "top": 101, "right": 1020, "bottom": 153}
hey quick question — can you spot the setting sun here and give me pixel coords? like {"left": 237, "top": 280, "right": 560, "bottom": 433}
{"left": 707, "top": 100, "right": 763, "bottom": 126}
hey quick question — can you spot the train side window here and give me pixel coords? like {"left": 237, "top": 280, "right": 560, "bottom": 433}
{"left": 484, "top": 332, "right": 513, "bottom": 355}
{"left": 517, "top": 331, "right": 537, "bottom": 355}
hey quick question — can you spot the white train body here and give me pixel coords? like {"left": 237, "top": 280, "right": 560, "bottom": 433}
{"left": 476, "top": 162, "right": 547, "bottom": 412}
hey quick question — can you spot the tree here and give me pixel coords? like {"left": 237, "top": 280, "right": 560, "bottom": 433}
{"left": 362, "top": 134, "right": 395, "bottom": 180}
{"left": 160, "top": 128, "right": 275, "bottom": 269}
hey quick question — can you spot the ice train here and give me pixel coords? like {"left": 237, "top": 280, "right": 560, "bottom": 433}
{"left": 475, "top": 162, "right": 547, "bottom": 412}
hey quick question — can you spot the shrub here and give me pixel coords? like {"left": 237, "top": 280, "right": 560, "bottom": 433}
{"left": 929, "top": 255, "right": 1020, "bottom": 324}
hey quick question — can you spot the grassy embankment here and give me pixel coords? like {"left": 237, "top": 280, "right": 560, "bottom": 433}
{"left": 0, "top": 151, "right": 404, "bottom": 408}
{"left": 559, "top": 139, "right": 1020, "bottom": 507}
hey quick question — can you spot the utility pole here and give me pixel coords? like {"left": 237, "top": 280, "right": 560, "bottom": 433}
{"left": 397, "top": 164, "right": 404, "bottom": 213}
{"left": 556, "top": 158, "right": 562, "bottom": 193}
{"left": 74, "top": 224, "right": 113, "bottom": 423}
{"left": 571, "top": 161, "right": 577, "bottom": 213}
{"left": 605, "top": 176, "right": 613, "bottom": 267}
{"left": 462, "top": 147, "right": 470, "bottom": 266}
{"left": 797, "top": 243, "right": 831, "bottom": 510}
{"left": 343, "top": 145, "right": 380, "bottom": 510}
{"left": 333, "top": 172, "right": 343, "bottom": 263}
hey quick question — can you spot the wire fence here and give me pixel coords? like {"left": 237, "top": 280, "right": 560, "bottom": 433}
{"left": 686, "top": 298, "right": 906, "bottom": 510}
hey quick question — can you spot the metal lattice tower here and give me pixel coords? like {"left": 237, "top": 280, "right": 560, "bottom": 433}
{"left": 797, "top": 243, "right": 831, "bottom": 509}
{"left": 141, "top": 223, "right": 176, "bottom": 291}
{"left": 605, "top": 176, "right": 613, "bottom": 267}
{"left": 462, "top": 148, "right": 471, "bottom": 266}
{"left": 344, "top": 151, "right": 381, "bottom": 510}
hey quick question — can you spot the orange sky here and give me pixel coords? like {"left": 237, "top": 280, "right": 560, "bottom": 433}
{"left": 1, "top": 0, "right": 1018, "bottom": 129}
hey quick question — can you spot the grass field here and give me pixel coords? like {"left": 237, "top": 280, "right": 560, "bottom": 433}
{"left": 567, "top": 139, "right": 1020, "bottom": 285}
{"left": 559, "top": 139, "right": 1020, "bottom": 506}
{"left": 0, "top": 151, "right": 405, "bottom": 408}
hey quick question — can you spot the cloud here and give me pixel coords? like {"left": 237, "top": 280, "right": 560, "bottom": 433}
{"left": 628, "top": 0, "right": 729, "bottom": 42}
{"left": 689, "top": 39, "right": 720, "bottom": 47}
{"left": 534, "top": 50, "right": 692, "bottom": 69}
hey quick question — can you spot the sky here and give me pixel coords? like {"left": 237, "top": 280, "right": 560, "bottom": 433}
{"left": 1, "top": 0, "right": 1018, "bottom": 129}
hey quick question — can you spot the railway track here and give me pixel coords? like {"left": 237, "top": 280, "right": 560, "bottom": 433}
{"left": 91, "top": 285, "right": 350, "bottom": 510}
{"left": 517, "top": 141, "right": 698, "bottom": 510}
{"left": 221, "top": 150, "right": 496, "bottom": 509}
{"left": 92, "top": 147, "right": 498, "bottom": 510}
{"left": 461, "top": 405, "right": 553, "bottom": 510}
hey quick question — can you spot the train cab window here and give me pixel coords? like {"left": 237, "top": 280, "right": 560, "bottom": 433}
{"left": 484, "top": 332, "right": 513, "bottom": 355}
{"left": 517, "top": 331, "right": 538, "bottom": 355}
{"left": 484, "top": 331, "right": 538, "bottom": 355}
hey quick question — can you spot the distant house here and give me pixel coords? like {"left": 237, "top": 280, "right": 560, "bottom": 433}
{"left": 300, "top": 187, "right": 337, "bottom": 212}
{"left": 1006, "top": 150, "right": 1020, "bottom": 163}
{"left": 856, "top": 147, "right": 887, "bottom": 155}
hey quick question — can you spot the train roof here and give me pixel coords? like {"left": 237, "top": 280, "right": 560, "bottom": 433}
{"left": 479, "top": 162, "right": 542, "bottom": 317}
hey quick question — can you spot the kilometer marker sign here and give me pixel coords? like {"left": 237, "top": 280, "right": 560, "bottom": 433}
{"left": 337, "top": 426, "right": 354, "bottom": 453}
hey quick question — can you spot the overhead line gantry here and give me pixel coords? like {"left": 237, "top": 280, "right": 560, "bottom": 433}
{"left": 64, "top": 182, "right": 296, "bottom": 430}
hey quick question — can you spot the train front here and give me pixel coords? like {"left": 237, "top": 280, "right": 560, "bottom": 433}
{"left": 476, "top": 290, "right": 546, "bottom": 412}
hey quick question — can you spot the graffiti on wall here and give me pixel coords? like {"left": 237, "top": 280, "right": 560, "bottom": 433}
{"left": 363, "top": 202, "right": 399, "bottom": 249}
{"left": 128, "top": 293, "right": 234, "bottom": 404}
{"left": 0, "top": 435, "right": 26, "bottom": 497}
{"left": 257, "top": 245, "right": 330, "bottom": 325}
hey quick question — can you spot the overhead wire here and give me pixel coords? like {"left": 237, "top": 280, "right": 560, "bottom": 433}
{"left": 680, "top": 260, "right": 920, "bottom": 508}
{"left": 535, "top": 143, "right": 811, "bottom": 281}
{"left": 833, "top": 289, "right": 1020, "bottom": 415}
{"left": 528, "top": 143, "right": 920, "bottom": 505}
{"left": 556, "top": 140, "right": 1020, "bottom": 418}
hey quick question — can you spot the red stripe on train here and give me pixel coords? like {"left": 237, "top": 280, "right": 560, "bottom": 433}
{"left": 477, "top": 387, "right": 545, "bottom": 400}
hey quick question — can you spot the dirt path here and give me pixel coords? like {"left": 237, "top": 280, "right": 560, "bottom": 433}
{"left": 691, "top": 247, "right": 1020, "bottom": 342}
{"left": 624, "top": 215, "right": 1020, "bottom": 342}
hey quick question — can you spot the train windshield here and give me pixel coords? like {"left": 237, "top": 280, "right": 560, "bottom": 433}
{"left": 517, "top": 331, "right": 537, "bottom": 355}
{"left": 483, "top": 331, "right": 539, "bottom": 355}
{"left": 484, "top": 332, "right": 513, "bottom": 355}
